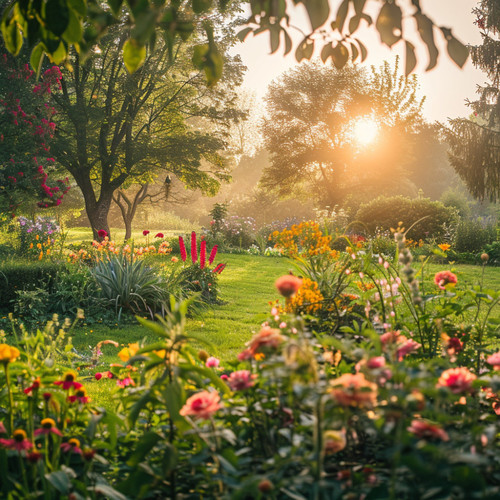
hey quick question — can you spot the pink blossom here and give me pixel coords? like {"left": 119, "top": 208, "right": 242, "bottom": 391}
{"left": 408, "top": 420, "right": 449, "bottom": 441}
{"left": 180, "top": 390, "right": 221, "bottom": 420}
{"left": 227, "top": 370, "right": 257, "bottom": 391}
{"left": 206, "top": 356, "right": 220, "bottom": 368}
{"left": 437, "top": 367, "right": 476, "bottom": 394}
{"left": 367, "top": 356, "right": 386, "bottom": 369}
{"left": 486, "top": 352, "right": 500, "bottom": 370}
{"left": 396, "top": 339, "right": 421, "bottom": 361}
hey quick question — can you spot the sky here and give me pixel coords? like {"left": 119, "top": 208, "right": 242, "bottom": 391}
{"left": 230, "top": 0, "right": 485, "bottom": 122}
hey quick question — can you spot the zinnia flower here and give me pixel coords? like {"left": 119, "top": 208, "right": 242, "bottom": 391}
{"left": 205, "top": 356, "right": 220, "bottom": 368}
{"left": 248, "top": 326, "right": 285, "bottom": 355}
{"left": 367, "top": 356, "right": 386, "bottom": 369}
{"left": 54, "top": 372, "right": 82, "bottom": 390}
{"left": 434, "top": 271, "right": 458, "bottom": 290}
{"left": 155, "top": 232, "right": 164, "bottom": 238}
{"left": 97, "top": 229, "right": 107, "bottom": 239}
{"left": 275, "top": 274, "right": 302, "bottom": 298}
{"left": 34, "top": 418, "right": 62, "bottom": 437}
{"left": 330, "top": 373, "right": 378, "bottom": 408}
{"left": 436, "top": 367, "right": 476, "bottom": 394}
{"left": 227, "top": 370, "right": 257, "bottom": 391}
{"left": 408, "top": 420, "right": 449, "bottom": 441}
{"left": 486, "top": 352, "right": 500, "bottom": 370}
{"left": 179, "top": 390, "right": 221, "bottom": 420}
{"left": 0, "top": 429, "right": 32, "bottom": 451}
{"left": 0, "top": 343, "right": 20, "bottom": 364}
{"left": 171, "top": 256, "right": 179, "bottom": 263}
{"left": 118, "top": 343, "right": 139, "bottom": 362}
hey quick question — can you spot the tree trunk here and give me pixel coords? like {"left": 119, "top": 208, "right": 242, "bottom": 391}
{"left": 85, "top": 194, "right": 113, "bottom": 240}
{"left": 113, "top": 184, "right": 149, "bottom": 241}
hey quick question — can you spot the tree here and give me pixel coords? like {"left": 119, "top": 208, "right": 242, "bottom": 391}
{"left": 46, "top": 25, "right": 243, "bottom": 238}
{"left": 260, "top": 60, "right": 424, "bottom": 207}
{"left": 446, "top": 1, "right": 500, "bottom": 201}
{"left": 1, "top": 0, "right": 469, "bottom": 83}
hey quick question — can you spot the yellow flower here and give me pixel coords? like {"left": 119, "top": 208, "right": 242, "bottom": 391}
{"left": 438, "top": 244, "right": 451, "bottom": 252}
{"left": 38, "top": 251, "right": 43, "bottom": 260}
{"left": 0, "top": 343, "right": 20, "bottom": 363}
{"left": 118, "top": 343, "right": 140, "bottom": 362}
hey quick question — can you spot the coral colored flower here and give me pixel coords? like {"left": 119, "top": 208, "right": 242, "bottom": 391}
{"left": 367, "top": 356, "right": 386, "bottom": 369}
{"left": 117, "top": 376, "right": 135, "bottom": 388}
{"left": 54, "top": 372, "right": 82, "bottom": 390}
{"left": 24, "top": 377, "right": 41, "bottom": 395}
{"left": 171, "top": 256, "right": 179, "bottom": 263}
{"left": 205, "top": 356, "right": 220, "bottom": 368}
{"left": 408, "top": 420, "right": 449, "bottom": 441}
{"left": 61, "top": 438, "right": 82, "bottom": 454}
{"left": 437, "top": 367, "right": 476, "bottom": 394}
{"left": 143, "top": 230, "right": 150, "bottom": 236}
{"left": 34, "top": 418, "right": 62, "bottom": 437}
{"left": 237, "top": 349, "right": 253, "bottom": 361}
{"left": 380, "top": 331, "right": 401, "bottom": 345}
{"left": 191, "top": 231, "right": 197, "bottom": 263}
{"left": 208, "top": 245, "right": 218, "bottom": 265}
{"left": 0, "top": 343, "right": 20, "bottom": 363}
{"left": 275, "top": 275, "right": 302, "bottom": 298}
{"left": 68, "top": 387, "right": 90, "bottom": 404}
{"left": 486, "top": 352, "right": 500, "bottom": 370}
{"left": 330, "top": 373, "right": 378, "bottom": 408}
{"left": 155, "top": 232, "right": 164, "bottom": 238}
{"left": 248, "top": 326, "right": 285, "bottom": 355}
{"left": 396, "top": 338, "right": 421, "bottom": 361}
{"left": 227, "top": 370, "right": 257, "bottom": 391}
{"left": 323, "top": 430, "right": 346, "bottom": 454}
{"left": 434, "top": 271, "right": 458, "bottom": 290}
{"left": 118, "top": 343, "right": 140, "bottom": 362}
{"left": 179, "top": 236, "right": 187, "bottom": 261}
{"left": 200, "top": 240, "right": 207, "bottom": 269}
{"left": 0, "top": 429, "right": 32, "bottom": 451}
{"left": 97, "top": 229, "right": 107, "bottom": 239}
{"left": 438, "top": 244, "right": 451, "bottom": 252}
{"left": 180, "top": 390, "right": 221, "bottom": 420}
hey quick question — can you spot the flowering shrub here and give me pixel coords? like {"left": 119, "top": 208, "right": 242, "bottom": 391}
{"left": 219, "top": 215, "right": 257, "bottom": 248}
{"left": 18, "top": 216, "right": 60, "bottom": 259}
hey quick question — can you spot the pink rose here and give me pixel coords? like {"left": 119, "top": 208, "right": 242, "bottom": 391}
{"left": 180, "top": 391, "right": 221, "bottom": 420}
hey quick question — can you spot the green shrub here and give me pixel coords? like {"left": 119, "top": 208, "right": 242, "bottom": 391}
{"left": 453, "top": 218, "right": 496, "bottom": 253}
{"left": 355, "top": 195, "right": 458, "bottom": 240}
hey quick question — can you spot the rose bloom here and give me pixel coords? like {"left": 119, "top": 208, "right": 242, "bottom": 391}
{"left": 179, "top": 390, "right": 221, "bottom": 420}
{"left": 205, "top": 356, "right": 220, "bottom": 368}
{"left": 434, "top": 270, "right": 458, "bottom": 290}
{"left": 275, "top": 274, "right": 302, "bottom": 298}
{"left": 118, "top": 343, "right": 140, "bottom": 362}
{"left": 407, "top": 420, "right": 449, "bottom": 441}
{"left": 486, "top": 352, "right": 500, "bottom": 370}
{"left": 0, "top": 343, "right": 20, "bottom": 363}
{"left": 444, "top": 335, "right": 464, "bottom": 356}
{"left": 396, "top": 338, "right": 421, "bottom": 361}
{"left": 436, "top": 367, "right": 476, "bottom": 394}
{"left": 248, "top": 326, "right": 285, "bottom": 355}
{"left": 227, "top": 370, "right": 257, "bottom": 391}
{"left": 330, "top": 373, "right": 378, "bottom": 408}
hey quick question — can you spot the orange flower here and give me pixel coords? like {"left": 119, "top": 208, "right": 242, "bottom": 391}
{"left": 330, "top": 373, "right": 378, "bottom": 408}
{"left": 438, "top": 244, "right": 451, "bottom": 252}
{"left": 118, "top": 343, "right": 140, "bottom": 362}
{"left": 248, "top": 326, "right": 285, "bottom": 355}
{"left": 179, "top": 390, "right": 221, "bottom": 420}
{"left": 436, "top": 367, "right": 476, "bottom": 394}
{"left": 275, "top": 275, "right": 302, "bottom": 298}
{"left": 0, "top": 344, "right": 20, "bottom": 364}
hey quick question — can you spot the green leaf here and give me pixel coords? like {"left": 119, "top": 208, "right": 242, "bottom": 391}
{"left": 126, "top": 431, "right": 162, "bottom": 466}
{"left": 295, "top": 37, "right": 314, "bottom": 62}
{"left": 192, "top": 43, "right": 223, "bottom": 86}
{"left": 415, "top": 13, "right": 438, "bottom": 70}
{"left": 45, "top": 470, "right": 71, "bottom": 494}
{"left": 68, "top": 0, "right": 87, "bottom": 17}
{"left": 92, "top": 484, "right": 128, "bottom": 500}
{"left": 334, "top": 0, "right": 349, "bottom": 33}
{"left": 44, "top": 0, "right": 70, "bottom": 37}
{"left": 128, "top": 391, "right": 153, "bottom": 426}
{"left": 331, "top": 42, "right": 349, "bottom": 69}
{"left": 375, "top": 2, "right": 402, "bottom": 47}
{"left": 49, "top": 41, "right": 68, "bottom": 65}
{"left": 193, "top": 0, "right": 212, "bottom": 14}
{"left": 283, "top": 29, "right": 292, "bottom": 55}
{"left": 304, "top": 0, "right": 330, "bottom": 31}
{"left": 405, "top": 41, "right": 417, "bottom": 75}
{"left": 1, "top": 19, "right": 23, "bottom": 56}
{"left": 162, "top": 443, "right": 178, "bottom": 474}
{"left": 123, "top": 38, "right": 146, "bottom": 73}
{"left": 164, "top": 381, "right": 184, "bottom": 420}
{"left": 108, "top": 0, "right": 124, "bottom": 16}
{"left": 269, "top": 25, "right": 280, "bottom": 54}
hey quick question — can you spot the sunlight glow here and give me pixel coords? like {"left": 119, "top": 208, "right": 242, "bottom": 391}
{"left": 353, "top": 118, "right": 379, "bottom": 146}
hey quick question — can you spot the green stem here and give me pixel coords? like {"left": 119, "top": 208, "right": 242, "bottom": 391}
{"left": 4, "top": 363, "right": 14, "bottom": 434}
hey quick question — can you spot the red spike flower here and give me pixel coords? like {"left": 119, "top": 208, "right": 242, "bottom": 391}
{"left": 200, "top": 240, "right": 207, "bottom": 269}
{"left": 208, "top": 244, "right": 218, "bottom": 265}
{"left": 179, "top": 236, "right": 187, "bottom": 262}
{"left": 191, "top": 231, "right": 197, "bottom": 264}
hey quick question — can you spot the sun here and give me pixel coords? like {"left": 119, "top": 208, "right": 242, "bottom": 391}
{"left": 352, "top": 118, "right": 379, "bottom": 146}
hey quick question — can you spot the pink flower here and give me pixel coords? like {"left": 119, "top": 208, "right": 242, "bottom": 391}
{"left": 486, "top": 352, "right": 500, "bottom": 370}
{"left": 330, "top": 373, "right": 378, "bottom": 408}
{"left": 54, "top": 372, "right": 82, "bottom": 390}
{"left": 0, "top": 422, "right": 6, "bottom": 434}
{"left": 396, "top": 338, "right": 421, "bottom": 361}
{"left": 97, "top": 229, "right": 107, "bottom": 239}
{"left": 0, "top": 430, "right": 33, "bottom": 451}
{"left": 34, "top": 418, "right": 62, "bottom": 437}
{"left": 60, "top": 438, "right": 82, "bottom": 454}
{"left": 117, "top": 376, "right": 135, "bottom": 388}
{"left": 180, "top": 390, "right": 221, "bottom": 420}
{"left": 94, "top": 372, "right": 103, "bottom": 380}
{"left": 436, "top": 367, "right": 476, "bottom": 394}
{"left": 191, "top": 231, "right": 197, "bottom": 263}
{"left": 434, "top": 271, "right": 458, "bottom": 290}
{"left": 237, "top": 349, "right": 253, "bottom": 361}
{"left": 380, "top": 331, "right": 401, "bottom": 345}
{"left": 275, "top": 275, "right": 302, "bottom": 298}
{"left": 155, "top": 232, "right": 164, "bottom": 238}
{"left": 367, "top": 356, "right": 386, "bottom": 369}
{"left": 227, "top": 370, "right": 257, "bottom": 391}
{"left": 143, "top": 230, "right": 150, "bottom": 236}
{"left": 206, "top": 356, "right": 220, "bottom": 368}
{"left": 248, "top": 326, "right": 285, "bottom": 355}
{"left": 208, "top": 245, "right": 218, "bottom": 265}
{"left": 408, "top": 420, "right": 449, "bottom": 441}
{"left": 200, "top": 240, "right": 207, "bottom": 269}
{"left": 179, "top": 236, "right": 187, "bottom": 262}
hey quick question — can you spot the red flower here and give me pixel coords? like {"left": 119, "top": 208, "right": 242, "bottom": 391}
{"left": 94, "top": 372, "right": 102, "bottom": 380}
{"left": 436, "top": 367, "right": 476, "bottom": 394}
{"left": 68, "top": 387, "right": 90, "bottom": 404}
{"left": 208, "top": 244, "right": 218, "bottom": 265}
{"left": 434, "top": 271, "right": 458, "bottom": 290}
{"left": 54, "top": 371, "right": 82, "bottom": 390}
{"left": 97, "top": 229, "right": 107, "bottom": 239}
{"left": 191, "top": 231, "right": 197, "bottom": 264}
{"left": 200, "top": 240, "right": 207, "bottom": 269}
{"left": 143, "top": 230, "right": 150, "bottom": 236}
{"left": 179, "top": 236, "right": 187, "bottom": 262}
{"left": 248, "top": 326, "right": 285, "bottom": 355}
{"left": 0, "top": 429, "right": 33, "bottom": 451}
{"left": 117, "top": 376, "right": 135, "bottom": 388}
{"left": 213, "top": 263, "right": 226, "bottom": 274}
{"left": 61, "top": 438, "right": 82, "bottom": 454}
{"left": 275, "top": 275, "right": 302, "bottom": 298}
{"left": 155, "top": 232, "right": 164, "bottom": 238}
{"left": 24, "top": 377, "right": 41, "bottom": 395}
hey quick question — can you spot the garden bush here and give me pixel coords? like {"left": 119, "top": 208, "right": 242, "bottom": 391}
{"left": 355, "top": 195, "right": 458, "bottom": 240}
{"left": 453, "top": 218, "right": 496, "bottom": 253}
